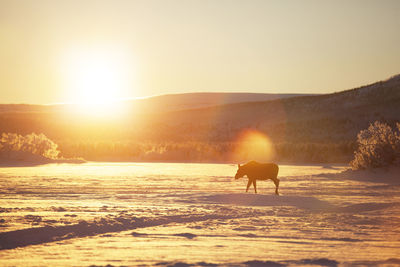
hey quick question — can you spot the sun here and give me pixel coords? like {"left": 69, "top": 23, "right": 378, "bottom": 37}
{"left": 62, "top": 46, "right": 135, "bottom": 116}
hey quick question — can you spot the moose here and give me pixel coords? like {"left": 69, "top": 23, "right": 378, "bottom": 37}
{"left": 235, "top": 161, "right": 280, "bottom": 195}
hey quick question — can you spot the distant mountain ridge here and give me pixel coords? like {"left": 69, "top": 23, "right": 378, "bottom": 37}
{"left": 128, "top": 92, "right": 314, "bottom": 113}
{"left": 0, "top": 92, "right": 314, "bottom": 113}
{"left": 142, "top": 73, "right": 400, "bottom": 143}
{"left": 0, "top": 74, "right": 399, "bottom": 163}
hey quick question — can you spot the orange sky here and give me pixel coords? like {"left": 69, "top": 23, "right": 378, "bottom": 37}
{"left": 1, "top": 0, "right": 400, "bottom": 104}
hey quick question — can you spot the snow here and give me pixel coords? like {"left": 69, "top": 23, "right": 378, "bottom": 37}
{"left": 0, "top": 162, "right": 399, "bottom": 266}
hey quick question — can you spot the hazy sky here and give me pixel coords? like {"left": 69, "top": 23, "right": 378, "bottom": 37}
{"left": 1, "top": 0, "right": 400, "bottom": 104}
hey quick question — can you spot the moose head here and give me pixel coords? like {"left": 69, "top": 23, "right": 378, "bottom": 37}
{"left": 235, "top": 164, "right": 246, "bottom": 180}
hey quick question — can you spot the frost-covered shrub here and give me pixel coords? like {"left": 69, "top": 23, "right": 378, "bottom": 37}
{"left": 350, "top": 121, "right": 400, "bottom": 170}
{"left": 0, "top": 133, "right": 60, "bottom": 159}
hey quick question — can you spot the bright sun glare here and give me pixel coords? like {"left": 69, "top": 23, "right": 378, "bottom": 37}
{"left": 233, "top": 130, "right": 275, "bottom": 162}
{"left": 62, "top": 47, "right": 135, "bottom": 116}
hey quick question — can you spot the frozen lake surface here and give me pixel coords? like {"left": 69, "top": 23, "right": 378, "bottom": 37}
{"left": 0, "top": 162, "right": 399, "bottom": 266}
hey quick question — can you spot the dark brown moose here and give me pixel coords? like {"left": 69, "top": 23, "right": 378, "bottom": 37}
{"left": 235, "top": 161, "right": 280, "bottom": 195}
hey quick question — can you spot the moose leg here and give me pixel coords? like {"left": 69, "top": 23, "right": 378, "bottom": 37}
{"left": 273, "top": 178, "right": 280, "bottom": 196}
{"left": 253, "top": 180, "right": 257, "bottom": 194}
{"left": 246, "top": 179, "right": 252, "bottom": 192}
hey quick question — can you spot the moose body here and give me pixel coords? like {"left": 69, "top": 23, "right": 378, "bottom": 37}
{"left": 235, "top": 161, "right": 280, "bottom": 195}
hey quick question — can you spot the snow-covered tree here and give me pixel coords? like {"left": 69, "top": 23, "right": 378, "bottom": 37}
{"left": 0, "top": 133, "right": 60, "bottom": 159}
{"left": 350, "top": 121, "right": 400, "bottom": 170}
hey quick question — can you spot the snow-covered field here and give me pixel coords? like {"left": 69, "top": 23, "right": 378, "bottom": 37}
{"left": 0, "top": 162, "right": 399, "bottom": 266}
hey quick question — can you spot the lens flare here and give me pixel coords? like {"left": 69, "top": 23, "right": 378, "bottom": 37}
{"left": 231, "top": 129, "right": 275, "bottom": 163}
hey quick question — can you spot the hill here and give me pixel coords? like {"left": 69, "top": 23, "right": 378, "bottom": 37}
{"left": 0, "top": 74, "right": 399, "bottom": 163}
{"left": 127, "top": 92, "right": 312, "bottom": 113}
{"left": 0, "top": 92, "right": 311, "bottom": 114}
{"left": 146, "top": 74, "right": 400, "bottom": 143}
